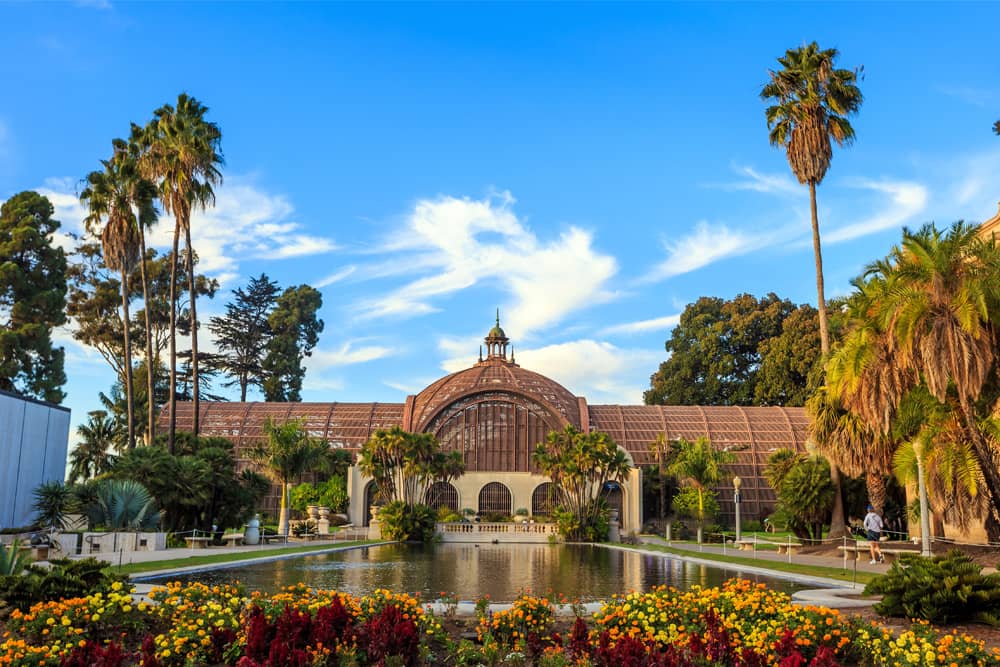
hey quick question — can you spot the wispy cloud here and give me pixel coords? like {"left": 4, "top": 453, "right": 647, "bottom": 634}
{"left": 316, "top": 265, "right": 357, "bottom": 288}
{"left": 308, "top": 341, "right": 393, "bottom": 368}
{"left": 73, "top": 0, "right": 112, "bottom": 9}
{"left": 935, "top": 84, "right": 998, "bottom": 109}
{"left": 823, "top": 179, "right": 928, "bottom": 244}
{"left": 600, "top": 313, "right": 680, "bottom": 336}
{"left": 517, "top": 340, "right": 660, "bottom": 404}
{"left": 355, "top": 192, "right": 618, "bottom": 337}
{"left": 35, "top": 176, "right": 337, "bottom": 280}
{"left": 642, "top": 220, "right": 780, "bottom": 282}
{"left": 709, "top": 165, "right": 799, "bottom": 196}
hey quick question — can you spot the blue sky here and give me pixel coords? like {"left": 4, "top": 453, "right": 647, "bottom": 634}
{"left": 2, "top": 2, "right": 999, "bottom": 440}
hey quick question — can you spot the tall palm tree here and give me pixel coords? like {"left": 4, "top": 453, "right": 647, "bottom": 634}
{"left": 649, "top": 433, "right": 674, "bottom": 525}
{"left": 248, "top": 418, "right": 330, "bottom": 536}
{"left": 116, "top": 136, "right": 160, "bottom": 444}
{"left": 876, "top": 223, "right": 1000, "bottom": 532}
{"left": 69, "top": 411, "right": 121, "bottom": 483}
{"left": 138, "top": 93, "right": 223, "bottom": 451}
{"left": 81, "top": 152, "right": 154, "bottom": 449}
{"left": 762, "top": 42, "right": 863, "bottom": 539}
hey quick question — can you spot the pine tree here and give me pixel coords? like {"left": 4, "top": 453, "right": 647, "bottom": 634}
{"left": 262, "top": 285, "right": 324, "bottom": 402}
{"left": 209, "top": 274, "right": 281, "bottom": 401}
{"left": 0, "top": 192, "right": 68, "bottom": 403}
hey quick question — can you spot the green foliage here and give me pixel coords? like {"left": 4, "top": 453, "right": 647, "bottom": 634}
{"left": 84, "top": 479, "right": 159, "bottom": 531}
{"left": 261, "top": 284, "right": 324, "bottom": 401}
{"left": 290, "top": 477, "right": 349, "bottom": 514}
{"left": 377, "top": 501, "right": 437, "bottom": 542}
{"left": 0, "top": 557, "right": 127, "bottom": 611}
{"left": 69, "top": 410, "right": 121, "bottom": 483}
{"left": 772, "top": 455, "right": 834, "bottom": 541}
{"left": 865, "top": 551, "right": 1000, "bottom": 626}
{"left": 0, "top": 191, "right": 68, "bottom": 402}
{"left": 31, "top": 480, "right": 74, "bottom": 531}
{"left": 532, "top": 426, "right": 630, "bottom": 542}
{"left": 208, "top": 273, "right": 281, "bottom": 401}
{"left": 359, "top": 427, "right": 464, "bottom": 507}
{"left": 644, "top": 293, "right": 819, "bottom": 406}
{"left": 672, "top": 486, "right": 720, "bottom": 523}
{"left": 0, "top": 540, "right": 31, "bottom": 576}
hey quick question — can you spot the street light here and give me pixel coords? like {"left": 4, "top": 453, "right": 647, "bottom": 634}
{"left": 733, "top": 475, "right": 742, "bottom": 543}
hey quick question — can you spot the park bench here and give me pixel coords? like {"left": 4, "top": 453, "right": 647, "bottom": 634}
{"left": 734, "top": 538, "right": 803, "bottom": 555}
{"left": 221, "top": 533, "right": 244, "bottom": 547}
{"left": 261, "top": 534, "right": 287, "bottom": 545}
{"left": 184, "top": 536, "right": 211, "bottom": 549}
{"left": 837, "top": 542, "right": 920, "bottom": 563}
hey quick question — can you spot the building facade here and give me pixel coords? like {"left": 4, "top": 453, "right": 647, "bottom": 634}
{"left": 166, "top": 317, "right": 811, "bottom": 533}
{"left": 0, "top": 389, "right": 71, "bottom": 529}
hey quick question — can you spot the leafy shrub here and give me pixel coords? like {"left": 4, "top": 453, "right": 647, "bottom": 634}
{"left": 289, "top": 477, "right": 350, "bottom": 514}
{"left": 32, "top": 480, "right": 75, "bottom": 531}
{"left": 291, "top": 520, "right": 317, "bottom": 537}
{"left": 0, "top": 557, "right": 127, "bottom": 611}
{"left": 376, "top": 501, "right": 437, "bottom": 542}
{"left": 864, "top": 550, "right": 1000, "bottom": 625}
{"left": 480, "top": 511, "right": 511, "bottom": 523}
{"left": 0, "top": 540, "right": 32, "bottom": 576}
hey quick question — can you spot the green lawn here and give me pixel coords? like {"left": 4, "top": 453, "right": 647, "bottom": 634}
{"left": 620, "top": 542, "right": 878, "bottom": 586}
{"left": 118, "top": 540, "right": 373, "bottom": 576}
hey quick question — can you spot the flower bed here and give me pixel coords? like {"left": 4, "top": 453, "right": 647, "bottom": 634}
{"left": 1, "top": 579, "right": 997, "bottom": 666}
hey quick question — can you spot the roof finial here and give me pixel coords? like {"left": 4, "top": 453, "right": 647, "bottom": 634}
{"left": 510, "top": 345, "right": 515, "bottom": 364}
{"left": 479, "top": 345, "right": 483, "bottom": 362}
{"left": 496, "top": 307, "right": 500, "bottom": 326}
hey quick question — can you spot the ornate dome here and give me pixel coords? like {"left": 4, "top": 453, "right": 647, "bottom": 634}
{"left": 408, "top": 358, "right": 582, "bottom": 432}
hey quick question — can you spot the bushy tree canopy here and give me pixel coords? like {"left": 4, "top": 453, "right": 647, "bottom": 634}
{"left": 0, "top": 191, "right": 67, "bottom": 402}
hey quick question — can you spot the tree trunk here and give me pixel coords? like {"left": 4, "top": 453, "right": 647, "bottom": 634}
{"left": 809, "top": 180, "right": 848, "bottom": 540}
{"left": 240, "top": 379, "right": 247, "bottom": 402}
{"left": 168, "top": 220, "right": 180, "bottom": 455}
{"left": 121, "top": 268, "right": 135, "bottom": 450}
{"left": 185, "top": 222, "right": 200, "bottom": 437}
{"left": 279, "top": 481, "right": 290, "bottom": 537}
{"left": 138, "top": 226, "right": 155, "bottom": 445}
{"left": 866, "top": 473, "right": 887, "bottom": 516}
{"left": 958, "top": 396, "right": 1000, "bottom": 541}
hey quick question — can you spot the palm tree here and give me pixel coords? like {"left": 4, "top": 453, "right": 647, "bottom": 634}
{"left": 138, "top": 93, "right": 223, "bottom": 450}
{"left": 69, "top": 411, "right": 121, "bottom": 483}
{"left": 649, "top": 433, "right": 675, "bottom": 527}
{"left": 248, "top": 418, "right": 330, "bottom": 536}
{"left": 81, "top": 155, "right": 146, "bottom": 448}
{"left": 762, "top": 42, "right": 863, "bottom": 539}
{"left": 667, "top": 437, "right": 733, "bottom": 543}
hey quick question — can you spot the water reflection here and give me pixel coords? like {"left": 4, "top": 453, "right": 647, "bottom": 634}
{"left": 143, "top": 544, "right": 804, "bottom": 601}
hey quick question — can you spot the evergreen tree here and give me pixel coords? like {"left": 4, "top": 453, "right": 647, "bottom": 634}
{"left": 262, "top": 285, "right": 324, "bottom": 402}
{"left": 209, "top": 273, "right": 281, "bottom": 401}
{"left": 0, "top": 191, "right": 68, "bottom": 403}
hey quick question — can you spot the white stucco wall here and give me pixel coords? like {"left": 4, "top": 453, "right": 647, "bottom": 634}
{"left": 0, "top": 391, "right": 71, "bottom": 529}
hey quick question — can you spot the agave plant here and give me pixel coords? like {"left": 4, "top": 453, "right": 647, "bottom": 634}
{"left": 0, "top": 540, "right": 31, "bottom": 576}
{"left": 31, "top": 480, "right": 76, "bottom": 531}
{"left": 85, "top": 479, "right": 160, "bottom": 531}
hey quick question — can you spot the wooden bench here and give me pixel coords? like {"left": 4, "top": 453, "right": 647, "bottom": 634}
{"left": 221, "top": 533, "right": 244, "bottom": 547}
{"left": 184, "top": 536, "right": 211, "bottom": 549}
{"left": 837, "top": 543, "right": 920, "bottom": 563}
{"left": 735, "top": 539, "right": 803, "bottom": 554}
{"left": 261, "top": 534, "right": 287, "bottom": 545}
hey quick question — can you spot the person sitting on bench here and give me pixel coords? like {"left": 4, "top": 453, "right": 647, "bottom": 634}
{"left": 863, "top": 504, "right": 884, "bottom": 564}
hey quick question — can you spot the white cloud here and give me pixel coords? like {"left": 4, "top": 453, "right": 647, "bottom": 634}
{"left": 315, "top": 265, "right": 356, "bottom": 288}
{"left": 934, "top": 84, "right": 997, "bottom": 109}
{"left": 711, "top": 165, "right": 799, "bottom": 196}
{"left": 823, "top": 180, "right": 928, "bottom": 244}
{"left": 355, "top": 192, "right": 618, "bottom": 337}
{"left": 308, "top": 341, "right": 393, "bottom": 368}
{"left": 35, "top": 176, "right": 337, "bottom": 279}
{"left": 643, "top": 221, "right": 778, "bottom": 282}
{"left": 600, "top": 313, "right": 680, "bottom": 336}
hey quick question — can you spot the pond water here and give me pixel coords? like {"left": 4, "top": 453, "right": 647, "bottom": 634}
{"left": 139, "top": 543, "right": 808, "bottom": 602}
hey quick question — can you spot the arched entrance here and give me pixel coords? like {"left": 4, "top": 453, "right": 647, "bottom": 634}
{"left": 424, "top": 481, "right": 459, "bottom": 511}
{"left": 531, "top": 482, "right": 558, "bottom": 517}
{"left": 363, "top": 481, "right": 381, "bottom": 527}
{"left": 603, "top": 481, "right": 624, "bottom": 522}
{"left": 478, "top": 482, "right": 512, "bottom": 516}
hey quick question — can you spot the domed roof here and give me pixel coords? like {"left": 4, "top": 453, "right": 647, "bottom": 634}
{"left": 486, "top": 309, "right": 507, "bottom": 340}
{"left": 409, "top": 358, "right": 582, "bottom": 432}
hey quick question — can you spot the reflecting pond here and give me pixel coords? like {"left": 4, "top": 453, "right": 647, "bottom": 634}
{"left": 140, "top": 543, "right": 808, "bottom": 601}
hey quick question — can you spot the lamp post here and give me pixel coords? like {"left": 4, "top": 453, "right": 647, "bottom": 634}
{"left": 733, "top": 475, "right": 742, "bottom": 543}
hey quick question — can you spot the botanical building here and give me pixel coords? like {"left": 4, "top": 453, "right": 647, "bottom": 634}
{"left": 165, "top": 317, "right": 810, "bottom": 532}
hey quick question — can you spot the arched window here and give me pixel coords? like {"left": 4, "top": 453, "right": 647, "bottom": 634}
{"left": 478, "top": 482, "right": 512, "bottom": 516}
{"left": 531, "top": 482, "right": 558, "bottom": 516}
{"left": 424, "top": 481, "right": 459, "bottom": 511}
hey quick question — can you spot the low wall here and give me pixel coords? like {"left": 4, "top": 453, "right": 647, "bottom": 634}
{"left": 436, "top": 522, "right": 560, "bottom": 543}
{"left": 80, "top": 532, "right": 167, "bottom": 555}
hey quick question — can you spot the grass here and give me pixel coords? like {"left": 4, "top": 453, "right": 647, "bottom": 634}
{"left": 621, "top": 542, "right": 878, "bottom": 587}
{"left": 117, "top": 540, "right": 374, "bottom": 576}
